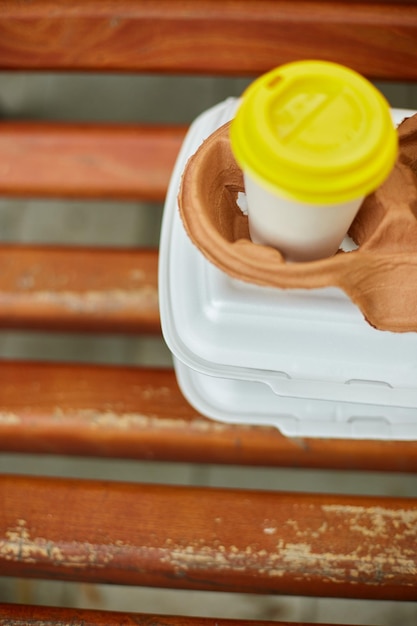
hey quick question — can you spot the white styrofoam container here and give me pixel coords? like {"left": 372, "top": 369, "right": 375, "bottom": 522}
{"left": 159, "top": 98, "right": 417, "bottom": 440}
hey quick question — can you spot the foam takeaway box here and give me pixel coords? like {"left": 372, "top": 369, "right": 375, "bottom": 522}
{"left": 159, "top": 97, "right": 417, "bottom": 440}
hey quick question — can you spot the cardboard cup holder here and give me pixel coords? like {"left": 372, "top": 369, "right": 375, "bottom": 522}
{"left": 179, "top": 116, "right": 417, "bottom": 332}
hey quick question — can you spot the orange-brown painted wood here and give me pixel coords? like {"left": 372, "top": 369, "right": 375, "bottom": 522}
{"left": 0, "top": 604, "right": 343, "bottom": 626}
{"left": 0, "top": 122, "right": 186, "bottom": 201}
{"left": 1, "top": 360, "right": 417, "bottom": 472}
{"left": 0, "top": 245, "right": 159, "bottom": 333}
{"left": 0, "top": 1, "right": 417, "bottom": 80}
{"left": 0, "top": 474, "right": 416, "bottom": 600}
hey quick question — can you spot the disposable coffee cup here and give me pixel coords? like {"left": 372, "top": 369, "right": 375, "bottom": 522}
{"left": 230, "top": 60, "right": 398, "bottom": 262}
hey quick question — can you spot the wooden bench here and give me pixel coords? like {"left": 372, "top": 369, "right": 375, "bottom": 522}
{"left": 0, "top": 1, "right": 417, "bottom": 623}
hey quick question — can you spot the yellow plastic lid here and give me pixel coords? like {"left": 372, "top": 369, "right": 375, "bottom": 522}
{"left": 230, "top": 60, "right": 398, "bottom": 205}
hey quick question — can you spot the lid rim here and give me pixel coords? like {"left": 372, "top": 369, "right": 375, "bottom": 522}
{"left": 242, "top": 156, "right": 396, "bottom": 206}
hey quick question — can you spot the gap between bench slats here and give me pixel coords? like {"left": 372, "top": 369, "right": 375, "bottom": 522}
{"left": 1, "top": 360, "right": 417, "bottom": 472}
{"left": 0, "top": 1, "right": 417, "bottom": 79}
{"left": 0, "top": 604, "right": 360, "bottom": 626}
{"left": 0, "top": 245, "right": 159, "bottom": 333}
{"left": 0, "top": 122, "right": 186, "bottom": 201}
{"left": 0, "top": 475, "right": 416, "bottom": 600}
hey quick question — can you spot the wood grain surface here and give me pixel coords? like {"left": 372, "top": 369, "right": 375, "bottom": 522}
{"left": 0, "top": 1, "right": 416, "bottom": 79}
{"left": 0, "top": 122, "right": 186, "bottom": 201}
{"left": 0, "top": 474, "right": 416, "bottom": 600}
{"left": 0, "top": 245, "right": 160, "bottom": 333}
{"left": 1, "top": 360, "right": 417, "bottom": 472}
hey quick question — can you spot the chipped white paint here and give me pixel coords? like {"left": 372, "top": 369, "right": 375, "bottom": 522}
{"left": 53, "top": 406, "right": 231, "bottom": 432}
{"left": 14, "top": 287, "right": 159, "bottom": 311}
{"left": 2, "top": 509, "right": 414, "bottom": 591}
{"left": 0, "top": 412, "right": 21, "bottom": 425}
{"left": 284, "top": 517, "right": 329, "bottom": 540}
{"left": 262, "top": 518, "right": 277, "bottom": 535}
{"left": 0, "top": 519, "right": 114, "bottom": 569}
{"left": 161, "top": 536, "right": 417, "bottom": 585}
{"left": 157, "top": 502, "right": 417, "bottom": 587}
{"left": 322, "top": 504, "right": 417, "bottom": 538}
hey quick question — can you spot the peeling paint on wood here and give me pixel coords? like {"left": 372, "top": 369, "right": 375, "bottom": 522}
{"left": 0, "top": 412, "right": 21, "bottom": 425}
{"left": 321, "top": 503, "right": 417, "bottom": 538}
{"left": 51, "top": 407, "right": 230, "bottom": 432}
{"left": 11, "top": 287, "right": 159, "bottom": 311}
{"left": 0, "top": 519, "right": 113, "bottom": 569}
{"left": 1, "top": 475, "right": 416, "bottom": 600}
{"left": 158, "top": 530, "right": 417, "bottom": 588}
{"left": 153, "top": 501, "right": 417, "bottom": 589}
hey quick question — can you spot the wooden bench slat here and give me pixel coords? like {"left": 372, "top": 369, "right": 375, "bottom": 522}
{"left": 0, "top": 122, "right": 186, "bottom": 201}
{"left": 1, "top": 360, "right": 417, "bottom": 473}
{"left": 1, "top": 1, "right": 417, "bottom": 79}
{"left": 0, "top": 604, "right": 361, "bottom": 626}
{"left": 0, "top": 245, "right": 160, "bottom": 333}
{"left": 1, "top": 474, "right": 416, "bottom": 600}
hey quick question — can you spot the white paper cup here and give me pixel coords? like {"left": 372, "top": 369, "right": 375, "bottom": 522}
{"left": 244, "top": 171, "right": 363, "bottom": 262}
{"left": 230, "top": 61, "right": 398, "bottom": 262}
